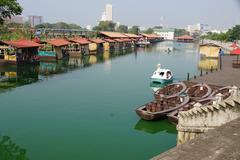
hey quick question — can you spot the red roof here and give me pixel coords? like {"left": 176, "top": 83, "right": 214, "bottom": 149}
{"left": 47, "top": 39, "right": 70, "bottom": 47}
{"left": 104, "top": 39, "right": 115, "bottom": 43}
{"left": 230, "top": 42, "right": 238, "bottom": 48}
{"left": 69, "top": 38, "right": 90, "bottom": 45}
{"left": 140, "top": 33, "right": 161, "bottom": 39}
{"left": 231, "top": 48, "right": 240, "bottom": 55}
{"left": 176, "top": 35, "right": 193, "bottom": 40}
{"left": 100, "top": 31, "right": 128, "bottom": 38}
{"left": 114, "top": 39, "right": 124, "bottom": 42}
{"left": 3, "top": 39, "right": 42, "bottom": 48}
{"left": 88, "top": 38, "right": 105, "bottom": 44}
{"left": 122, "top": 38, "right": 132, "bottom": 42}
{"left": 124, "top": 33, "right": 141, "bottom": 38}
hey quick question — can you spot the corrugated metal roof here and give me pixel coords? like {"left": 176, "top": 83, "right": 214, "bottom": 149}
{"left": 140, "top": 33, "right": 161, "bottom": 39}
{"left": 69, "top": 38, "right": 90, "bottom": 45}
{"left": 3, "top": 39, "right": 42, "bottom": 48}
{"left": 124, "top": 33, "right": 141, "bottom": 38}
{"left": 176, "top": 35, "right": 193, "bottom": 40}
{"left": 88, "top": 38, "right": 105, "bottom": 44}
{"left": 104, "top": 39, "right": 116, "bottom": 43}
{"left": 47, "top": 39, "right": 70, "bottom": 47}
{"left": 100, "top": 32, "right": 128, "bottom": 38}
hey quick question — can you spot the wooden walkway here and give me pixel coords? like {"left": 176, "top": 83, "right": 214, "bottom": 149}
{"left": 190, "top": 55, "right": 240, "bottom": 87}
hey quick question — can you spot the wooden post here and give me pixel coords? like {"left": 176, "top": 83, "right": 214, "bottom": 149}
{"left": 219, "top": 54, "right": 222, "bottom": 70}
{"left": 187, "top": 73, "right": 190, "bottom": 81}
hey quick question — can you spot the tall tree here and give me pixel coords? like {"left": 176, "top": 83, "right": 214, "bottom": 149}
{"left": 99, "top": 21, "right": 116, "bottom": 31}
{"left": 116, "top": 25, "right": 128, "bottom": 33}
{"left": 0, "top": 0, "right": 22, "bottom": 24}
{"left": 143, "top": 28, "right": 154, "bottom": 34}
{"left": 227, "top": 25, "right": 240, "bottom": 41}
{"left": 175, "top": 29, "right": 189, "bottom": 37}
{"left": 128, "top": 26, "right": 140, "bottom": 35}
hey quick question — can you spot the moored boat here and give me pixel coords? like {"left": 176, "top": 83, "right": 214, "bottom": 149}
{"left": 167, "top": 87, "right": 232, "bottom": 125}
{"left": 186, "top": 83, "right": 212, "bottom": 101}
{"left": 38, "top": 51, "right": 57, "bottom": 61}
{"left": 136, "top": 95, "right": 190, "bottom": 121}
{"left": 151, "top": 64, "right": 173, "bottom": 84}
{"left": 167, "top": 97, "right": 215, "bottom": 125}
{"left": 210, "top": 86, "right": 232, "bottom": 99}
{"left": 154, "top": 82, "right": 187, "bottom": 100}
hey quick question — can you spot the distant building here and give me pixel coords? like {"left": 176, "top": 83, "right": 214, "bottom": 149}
{"left": 101, "top": 4, "right": 113, "bottom": 21}
{"left": 139, "top": 26, "right": 146, "bottom": 31}
{"left": 210, "top": 29, "right": 228, "bottom": 34}
{"left": 187, "top": 23, "right": 210, "bottom": 35}
{"left": 86, "top": 25, "right": 92, "bottom": 30}
{"left": 154, "top": 28, "right": 175, "bottom": 40}
{"left": 10, "top": 16, "right": 24, "bottom": 24}
{"left": 28, "top": 15, "right": 43, "bottom": 27}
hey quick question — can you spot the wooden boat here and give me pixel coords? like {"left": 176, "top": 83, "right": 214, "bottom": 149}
{"left": 210, "top": 86, "right": 232, "bottom": 99}
{"left": 154, "top": 82, "right": 187, "bottom": 101}
{"left": 38, "top": 51, "right": 57, "bottom": 61}
{"left": 186, "top": 83, "right": 212, "bottom": 101}
{"left": 136, "top": 96, "right": 190, "bottom": 121}
{"left": 167, "top": 97, "right": 214, "bottom": 125}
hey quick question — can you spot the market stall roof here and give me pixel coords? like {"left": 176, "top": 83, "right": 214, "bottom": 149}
{"left": 99, "top": 31, "right": 128, "bottom": 38}
{"left": 69, "top": 38, "right": 90, "bottom": 45}
{"left": 231, "top": 48, "right": 240, "bottom": 54}
{"left": 47, "top": 39, "right": 70, "bottom": 47}
{"left": 200, "top": 43, "right": 221, "bottom": 47}
{"left": 114, "top": 39, "right": 125, "bottom": 42}
{"left": 88, "top": 38, "right": 105, "bottom": 44}
{"left": 230, "top": 42, "right": 239, "bottom": 48}
{"left": 176, "top": 35, "right": 194, "bottom": 40}
{"left": 124, "top": 33, "right": 141, "bottom": 38}
{"left": 104, "top": 39, "right": 116, "bottom": 43}
{"left": 139, "top": 33, "right": 161, "bottom": 39}
{"left": 1, "top": 39, "right": 42, "bottom": 48}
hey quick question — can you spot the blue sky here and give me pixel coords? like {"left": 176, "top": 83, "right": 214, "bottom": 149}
{"left": 18, "top": 0, "right": 240, "bottom": 29}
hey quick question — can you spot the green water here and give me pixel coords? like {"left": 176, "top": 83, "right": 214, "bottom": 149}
{"left": 0, "top": 41, "right": 200, "bottom": 160}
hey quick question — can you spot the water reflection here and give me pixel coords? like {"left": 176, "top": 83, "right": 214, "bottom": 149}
{"left": 150, "top": 81, "right": 172, "bottom": 92}
{"left": 0, "top": 49, "right": 135, "bottom": 93}
{"left": 134, "top": 119, "right": 177, "bottom": 134}
{"left": 198, "top": 58, "right": 218, "bottom": 71}
{"left": 0, "top": 65, "right": 39, "bottom": 93}
{"left": 0, "top": 135, "right": 28, "bottom": 160}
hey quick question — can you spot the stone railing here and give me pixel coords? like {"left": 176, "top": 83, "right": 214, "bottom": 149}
{"left": 177, "top": 86, "right": 240, "bottom": 144}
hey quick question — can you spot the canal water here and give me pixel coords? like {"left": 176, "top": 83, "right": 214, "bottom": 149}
{"left": 0, "top": 41, "right": 202, "bottom": 160}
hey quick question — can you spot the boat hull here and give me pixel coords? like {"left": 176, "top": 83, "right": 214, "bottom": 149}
{"left": 136, "top": 109, "right": 167, "bottom": 121}
{"left": 151, "top": 77, "right": 173, "bottom": 84}
{"left": 167, "top": 110, "right": 179, "bottom": 125}
{"left": 136, "top": 96, "right": 190, "bottom": 121}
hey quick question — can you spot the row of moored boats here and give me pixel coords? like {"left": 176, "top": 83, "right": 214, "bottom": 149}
{"left": 135, "top": 82, "right": 232, "bottom": 124}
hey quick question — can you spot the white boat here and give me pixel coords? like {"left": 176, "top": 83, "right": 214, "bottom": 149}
{"left": 151, "top": 64, "right": 173, "bottom": 84}
{"left": 136, "top": 39, "right": 150, "bottom": 47}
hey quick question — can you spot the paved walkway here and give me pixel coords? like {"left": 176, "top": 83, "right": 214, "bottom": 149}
{"left": 191, "top": 55, "right": 240, "bottom": 87}
{"left": 152, "top": 118, "right": 240, "bottom": 160}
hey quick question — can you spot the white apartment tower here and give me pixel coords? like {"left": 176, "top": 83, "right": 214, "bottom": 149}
{"left": 101, "top": 4, "right": 113, "bottom": 21}
{"left": 28, "top": 15, "right": 43, "bottom": 27}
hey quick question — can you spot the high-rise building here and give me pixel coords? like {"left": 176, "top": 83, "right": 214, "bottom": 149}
{"left": 28, "top": 15, "right": 43, "bottom": 27}
{"left": 101, "top": 4, "right": 113, "bottom": 21}
{"left": 186, "top": 23, "right": 210, "bottom": 35}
